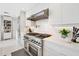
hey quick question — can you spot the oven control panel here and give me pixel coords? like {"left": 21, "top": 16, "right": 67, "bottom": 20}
{"left": 24, "top": 35, "right": 42, "bottom": 47}
{"left": 30, "top": 39, "right": 41, "bottom": 46}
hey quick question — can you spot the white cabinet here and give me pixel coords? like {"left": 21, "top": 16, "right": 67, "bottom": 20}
{"left": 49, "top": 4, "right": 79, "bottom": 25}
{"left": 43, "top": 47, "right": 53, "bottom": 56}
{"left": 43, "top": 40, "right": 65, "bottom": 56}
{"left": 62, "top": 4, "right": 79, "bottom": 24}
{"left": 43, "top": 38, "right": 79, "bottom": 56}
{"left": 49, "top": 3, "right": 62, "bottom": 24}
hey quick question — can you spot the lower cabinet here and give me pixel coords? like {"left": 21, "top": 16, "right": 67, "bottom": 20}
{"left": 43, "top": 47, "right": 55, "bottom": 56}
{"left": 43, "top": 46, "right": 65, "bottom": 56}
{"left": 43, "top": 39, "right": 79, "bottom": 56}
{"left": 43, "top": 40, "right": 65, "bottom": 56}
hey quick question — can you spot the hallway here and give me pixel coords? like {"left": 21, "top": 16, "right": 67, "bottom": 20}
{"left": 0, "top": 39, "right": 23, "bottom": 56}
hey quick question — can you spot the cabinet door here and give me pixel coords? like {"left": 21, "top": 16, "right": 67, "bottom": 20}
{"left": 62, "top": 4, "right": 79, "bottom": 24}
{"left": 43, "top": 47, "right": 55, "bottom": 56}
{"left": 43, "top": 40, "right": 65, "bottom": 56}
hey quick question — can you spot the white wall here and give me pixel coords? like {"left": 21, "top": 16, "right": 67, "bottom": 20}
{"left": 19, "top": 11, "right": 26, "bottom": 46}
{"left": 26, "top": 3, "right": 63, "bottom": 34}
{"left": 0, "top": 16, "right": 1, "bottom": 40}
{"left": 26, "top": 3, "right": 79, "bottom": 41}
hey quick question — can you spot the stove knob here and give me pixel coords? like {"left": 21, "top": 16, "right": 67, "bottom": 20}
{"left": 36, "top": 41, "right": 38, "bottom": 44}
{"left": 38, "top": 43, "right": 41, "bottom": 45}
{"left": 34, "top": 41, "right": 37, "bottom": 44}
{"left": 33, "top": 40, "right": 35, "bottom": 43}
{"left": 31, "top": 39, "right": 34, "bottom": 42}
{"left": 31, "top": 40, "right": 33, "bottom": 42}
{"left": 32, "top": 40, "right": 35, "bottom": 43}
{"left": 36, "top": 41, "right": 38, "bottom": 43}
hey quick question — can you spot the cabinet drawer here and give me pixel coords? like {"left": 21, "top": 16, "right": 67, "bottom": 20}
{"left": 43, "top": 47, "right": 65, "bottom": 56}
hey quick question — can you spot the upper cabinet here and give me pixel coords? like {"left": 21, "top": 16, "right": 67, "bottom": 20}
{"left": 27, "top": 8, "right": 49, "bottom": 21}
{"left": 62, "top": 4, "right": 79, "bottom": 24}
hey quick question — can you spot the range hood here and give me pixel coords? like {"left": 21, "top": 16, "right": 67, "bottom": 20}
{"left": 27, "top": 8, "right": 49, "bottom": 21}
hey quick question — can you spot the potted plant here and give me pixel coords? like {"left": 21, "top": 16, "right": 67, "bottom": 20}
{"left": 59, "top": 28, "right": 71, "bottom": 38}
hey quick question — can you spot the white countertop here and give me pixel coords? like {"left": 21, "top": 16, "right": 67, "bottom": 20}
{"left": 43, "top": 36, "right": 79, "bottom": 56}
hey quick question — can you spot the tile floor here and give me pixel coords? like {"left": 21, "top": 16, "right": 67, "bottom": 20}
{"left": 11, "top": 48, "right": 29, "bottom": 56}
{"left": 0, "top": 39, "right": 23, "bottom": 56}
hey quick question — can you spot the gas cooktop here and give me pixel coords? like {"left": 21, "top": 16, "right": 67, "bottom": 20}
{"left": 26, "top": 32, "right": 51, "bottom": 39}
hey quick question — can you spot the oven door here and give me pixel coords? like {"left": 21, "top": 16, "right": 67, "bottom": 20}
{"left": 28, "top": 42, "right": 42, "bottom": 56}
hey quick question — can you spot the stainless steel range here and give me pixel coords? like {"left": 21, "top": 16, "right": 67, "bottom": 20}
{"left": 24, "top": 33, "right": 51, "bottom": 56}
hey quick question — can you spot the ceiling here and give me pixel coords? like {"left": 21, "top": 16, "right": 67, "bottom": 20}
{"left": 0, "top": 3, "right": 36, "bottom": 17}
